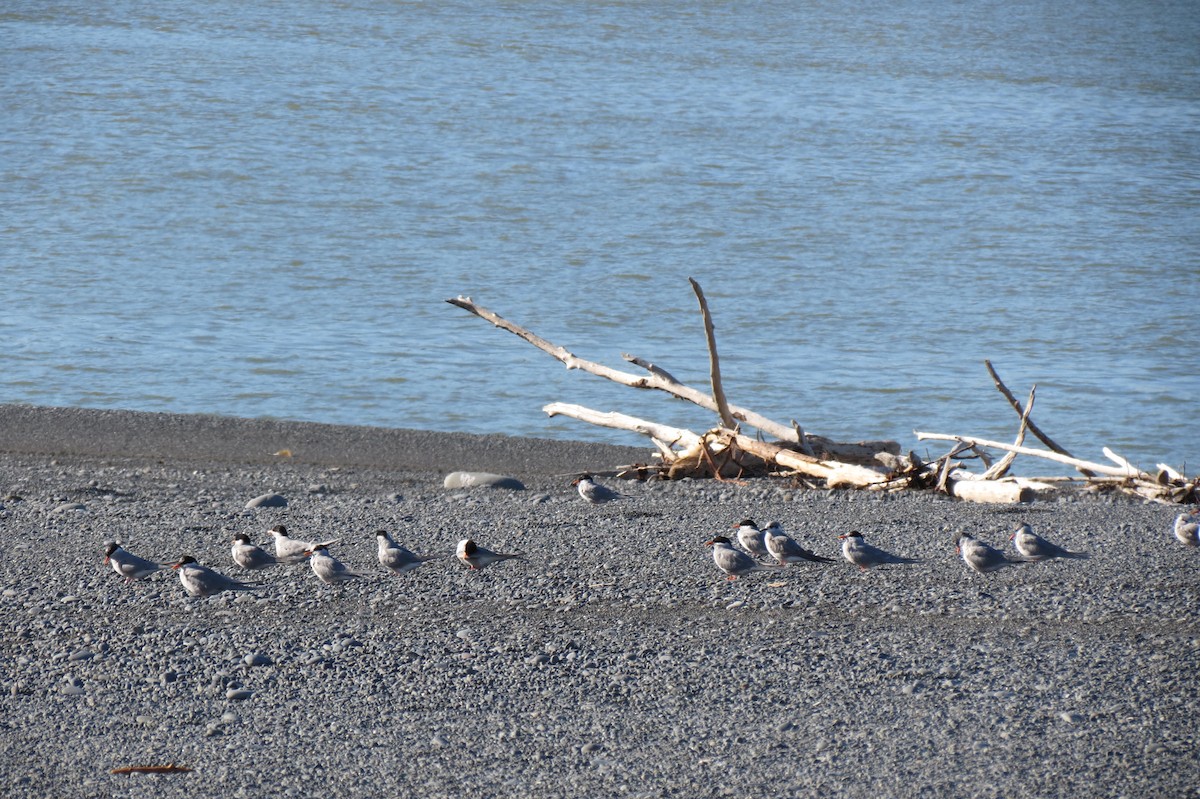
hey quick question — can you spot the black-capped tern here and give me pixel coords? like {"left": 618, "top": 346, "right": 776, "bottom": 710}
{"left": 376, "top": 530, "right": 442, "bottom": 575}
{"left": 1174, "top": 511, "right": 1199, "bottom": 547}
{"left": 267, "top": 524, "right": 341, "bottom": 564}
{"left": 838, "top": 530, "right": 920, "bottom": 571}
{"left": 1009, "top": 523, "right": 1089, "bottom": 561}
{"left": 705, "top": 535, "right": 782, "bottom": 580}
{"left": 955, "top": 532, "right": 1030, "bottom": 574}
{"left": 304, "top": 544, "right": 369, "bottom": 585}
{"left": 763, "top": 521, "right": 835, "bottom": 565}
{"left": 456, "top": 538, "right": 523, "bottom": 571}
{"left": 734, "top": 519, "right": 770, "bottom": 559}
{"left": 104, "top": 542, "right": 164, "bottom": 582}
{"left": 231, "top": 532, "right": 279, "bottom": 570}
{"left": 572, "top": 474, "right": 625, "bottom": 505}
{"left": 171, "top": 556, "right": 257, "bottom": 597}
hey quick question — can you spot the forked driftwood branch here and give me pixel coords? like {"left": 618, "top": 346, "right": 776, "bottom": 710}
{"left": 448, "top": 286, "right": 1195, "bottom": 505}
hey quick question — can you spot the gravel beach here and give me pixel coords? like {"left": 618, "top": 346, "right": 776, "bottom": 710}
{"left": 1, "top": 406, "right": 1197, "bottom": 798}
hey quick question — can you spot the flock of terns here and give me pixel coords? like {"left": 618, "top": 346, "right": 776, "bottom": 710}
{"left": 100, "top": 474, "right": 1200, "bottom": 596}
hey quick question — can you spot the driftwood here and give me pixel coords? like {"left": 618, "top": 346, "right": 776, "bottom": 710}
{"left": 448, "top": 294, "right": 897, "bottom": 465}
{"left": 448, "top": 283, "right": 1195, "bottom": 505}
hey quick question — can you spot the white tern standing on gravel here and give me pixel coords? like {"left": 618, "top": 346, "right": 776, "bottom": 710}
{"left": 1174, "top": 511, "right": 1199, "bottom": 547}
{"left": 1009, "top": 523, "right": 1090, "bottom": 561}
{"left": 304, "top": 544, "right": 369, "bottom": 585}
{"left": 734, "top": 519, "right": 770, "bottom": 559}
{"left": 572, "top": 474, "right": 625, "bottom": 504}
{"left": 268, "top": 524, "right": 341, "bottom": 564}
{"left": 956, "top": 533, "right": 1030, "bottom": 574}
{"left": 838, "top": 531, "right": 920, "bottom": 571}
{"left": 171, "top": 556, "right": 258, "bottom": 597}
{"left": 763, "top": 521, "right": 835, "bottom": 565}
{"left": 376, "top": 530, "right": 442, "bottom": 575}
{"left": 456, "top": 539, "right": 523, "bottom": 571}
{"left": 104, "top": 542, "right": 164, "bottom": 582}
{"left": 231, "top": 532, "right": 279, "bottom": 570}
{"left": 705, "top": 535, "right": 782, "bottom": 581}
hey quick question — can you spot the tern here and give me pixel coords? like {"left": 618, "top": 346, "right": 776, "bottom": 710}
{"left": 304, "top": 544, "right": 369, "bottom": 585}
{"left": 456, "top": 539, "right": 523, "bottom": 571}
{"left": 734, "top": 519, "right": 770, "bottom": 559}
{"left": 1174, "top": 511, "right": 1199, "bottom": 547}
{"left": 376, "top": 530, "right": 442, "bottom": 575}
{"left": 104, "top": 542, "right": 164, "bottom": 582}
{"left": 838, "top": 531, "right": 920, "bottom": 571}
{"left": 763, "top": 521, "right": 835, "bottom": 565}
{"left": 171, "top": 556, "right": 257, "bottom": 598}
{"left": 572, "top": 474, "right": 625, "bottom": 505}
{"left": 1009, "top": 523, "right": 1089, "bottom": 561}
{"left": 231, "top": 532, "right": 279, "bottom": 570}
{"left": 956, "top": 532, "right": 1030, "bottom": 574}
{"left": 705, "top": 535, "right": 782, "bottom": 580}
{"left": 267, "top": 524, "right": 341, "bottom": 564}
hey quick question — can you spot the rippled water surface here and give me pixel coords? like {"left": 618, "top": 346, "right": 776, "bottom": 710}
{"left": 3, "top": 1, "right": 1198, "bottom": 473}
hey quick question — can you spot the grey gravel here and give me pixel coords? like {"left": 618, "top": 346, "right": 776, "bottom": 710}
{"left": 0, "top": 408, "right": 1197, "bottom": 798}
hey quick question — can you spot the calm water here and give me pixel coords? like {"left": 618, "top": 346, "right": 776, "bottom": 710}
{"left": 3, "top": 1, "right": 1198, "bottom": 475}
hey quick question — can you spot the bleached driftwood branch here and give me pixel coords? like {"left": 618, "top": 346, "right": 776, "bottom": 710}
{"left": 914, "top": 432, "right": 1148, "bottom": 479}
{"left": 448, "top": 294, "right": 897, "bottom": 462}
{"left": 688, "top": 278, "right": 736, "bottom": 430}
{"left": 543, "top": 403, "right": 702, "bottom": 452}
{"left": 985, "top": 360, "right": 1095, "bottom": 478}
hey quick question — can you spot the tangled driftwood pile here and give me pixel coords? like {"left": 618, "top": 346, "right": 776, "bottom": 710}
{"left": 448, "top": 281, "right": 1196, "bottom": 505}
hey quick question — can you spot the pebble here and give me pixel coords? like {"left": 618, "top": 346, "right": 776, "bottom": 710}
{"left": 243, "top": 652, "right": 273, "bottom": 667}
{"left": 226, "top": 688, "right": 254, "bottom": 701}
{"left": 442, "top": 472, "right": 525, "bottom": 490}
{"left": 245, "top": 493, "right": 287, "bottom": 509}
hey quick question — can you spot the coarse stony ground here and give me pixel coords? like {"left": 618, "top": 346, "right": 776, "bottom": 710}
{"left": 0, "top": 407, "right": 1197, "bottom": 798}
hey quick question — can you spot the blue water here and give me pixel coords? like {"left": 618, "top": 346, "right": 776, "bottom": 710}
{"left": 3, "top": 1, "right": 1198, "bottom": 475}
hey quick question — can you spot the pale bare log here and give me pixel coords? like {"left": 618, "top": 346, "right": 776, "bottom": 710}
{"left": 946, "top": 478, "right": 1032, "bottom": 504}
{"left": 914, "top": 432, "right": 1149, "bottom": 479}
{"left": 542, "top": 403, "right": 702, "bottom": 451}
{"left": 981, "top": 385, "right": 1035, "bottom": 480}
{"left": 688, "top": 278, "right": 736, "bottom": 429}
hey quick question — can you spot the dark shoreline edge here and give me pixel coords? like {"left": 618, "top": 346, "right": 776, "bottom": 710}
{"left": 0, "top": 404, "right": 648, "bottom": 476}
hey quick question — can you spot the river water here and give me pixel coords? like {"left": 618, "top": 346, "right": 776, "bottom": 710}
{"left": 3, "top": 1, "right": 1198, "bottom": 474}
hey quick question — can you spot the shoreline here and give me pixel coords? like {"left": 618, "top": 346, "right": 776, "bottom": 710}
{"left": 0, "top": 403, "right": 648, "bottom": 476}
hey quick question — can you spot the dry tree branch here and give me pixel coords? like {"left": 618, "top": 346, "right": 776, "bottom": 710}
{"left": 914, "top": 432, "right": 1149, "bottom": 479}
{"left": 981, "top": 384, "right": 1036, "bottom": 480}
{"left": 688, "top": 277, "right": 736, "bottom": 429}
{"left": 984, "top": 359, "right": 1094, "bottom": 477}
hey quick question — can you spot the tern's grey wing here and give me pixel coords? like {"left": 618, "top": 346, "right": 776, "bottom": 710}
{"left": 714, "top": 547, "right": 758, "bottom": 575}
{"left": 779, "top": 537, "right": 834, "bottom": 563}
{"left": 236, "top": 546, "right": 278, "bottom": 570}
{"left": 1031, "top": 534, "right": 1088, "bottom": 560}
{"left": 116, "top": 550, "right": 164, "bottom": 576}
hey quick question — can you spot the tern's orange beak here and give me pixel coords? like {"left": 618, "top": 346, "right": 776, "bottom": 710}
{"left": 704, "top": 540, "right": 716, "bottom": 548}
{"left": 171, "top": 562, "right": 183, "bottom": 570}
